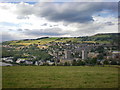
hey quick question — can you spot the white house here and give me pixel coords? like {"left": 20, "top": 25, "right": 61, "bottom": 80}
{"left": 35, "top": 61, "right": 39, "bottom": 65}
{"left": 112, "top": 51, "right": 120, "bottom": 60}
{"left": 16, "top": 58, "right": 25, "bottom": 63}
{"left": 25, "top": 60, "right": 33, "bottom": 65}
{"left": 46, "top": 60, "right": 54, "bottom": 65}
{"left": 2, "top": 57, "right": 13, "bottom": 62}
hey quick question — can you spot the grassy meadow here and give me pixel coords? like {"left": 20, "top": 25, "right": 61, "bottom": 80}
{"left": 2, "top": 66, "right": 119, "bottom": 88}
{"left": 3, "top": 33, "right": 113, "bottom": 46}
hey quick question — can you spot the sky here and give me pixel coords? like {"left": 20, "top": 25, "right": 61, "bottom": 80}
{"left": 0, "top": 0, "right": 119, "bottom": 41}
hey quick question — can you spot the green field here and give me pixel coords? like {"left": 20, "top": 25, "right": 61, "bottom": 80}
{"left": 3, "top": 33, "right": 119, "bottom": 46}
{"left": 2, "top": 66, "right": 119, "bottom": 88}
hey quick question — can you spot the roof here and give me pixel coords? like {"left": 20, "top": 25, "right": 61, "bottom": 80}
{"left": 112, "top": 51, "right": 120, "bottom": 54}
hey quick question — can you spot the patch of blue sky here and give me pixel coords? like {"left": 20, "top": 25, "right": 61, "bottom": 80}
{"left": 0, "top": 0, "right": 38, "bottom": 3}
{"left": 5, "top": 2, "right": 37, "bottom": 4}
{"left": 0, "top": 0, "right": 33, "bottom": 2}
{"left": 0, "top": 22, "right": 20, "bottom": 27}
{"left": 25, "top": 2, "right": 37, "bottom": 4}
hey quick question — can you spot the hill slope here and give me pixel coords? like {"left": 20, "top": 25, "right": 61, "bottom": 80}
{"left": 2, "top": 33, "right": 120, "bottom": 46}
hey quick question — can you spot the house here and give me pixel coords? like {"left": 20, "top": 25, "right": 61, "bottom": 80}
{"left": 34, "top": 60, "right": 44, "bottom": 65}
{"left": 64, "top": 50, "right": 72, "bottom": 59}
{"left": 2, "top": 57, "right": 8, "bottom": 61}
{"left": 60, "top": 59, "right": 73, "bottom": 64}
{"left": 112, "top": 51, "right": 120, "bottom": 60}
{"left": 5, "top": 59, "right": 13, "bottom": 63}
{"left": 38, "top": 61, "right": 44, "bottom": 65}
{"left": 16, "top": 58, "right": 25, "bottom": 63}
{"left": 34, "top": 61, "right": 39, "bottom": 65}
{"left": 2, "top": 57, "right": 13, "bottom": 63}
{"left": 46, "top": 60, "right": 54, "bottom": 65}
{"left": 105, "top": 56, "right": 112, "bottom": 60}
{"left": 25, "top": 60, "right": 33, "bottom": 65}
{"left": 88, "top": 52, "right": 99, "bottom": 58}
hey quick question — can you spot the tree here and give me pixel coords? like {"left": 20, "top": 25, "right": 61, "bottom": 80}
{"left": 64, "top": 62, "right": 68, "bottom": 66}
{"left": 97, "top": 53, "right": 104, "bottom": 60}
{"left": 103, "top": 60, "right": 109, "bottom": 65}
{"left": 43, "top": 62, "right": 49, "bottom": 66}
{"left": 91, "top": 58, "right": 97, "bottom": 65}
{"left": 72, "top": 60, "right": 77, "bottom": 66}
{"left": 77, "top": 60, "right": 85, "bottom": 66}
{"left": 96, "top": 46, "right": 104, "bottom": 53}
{"left": 111, "top": 61, "right": 117, "bottom": 65}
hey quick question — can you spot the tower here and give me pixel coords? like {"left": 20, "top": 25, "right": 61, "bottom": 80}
{"left": 82, "top": 50, "right": 87, "bottom": 60}
{"left": 64, "top": 50, "right": 71, "bottom": 59}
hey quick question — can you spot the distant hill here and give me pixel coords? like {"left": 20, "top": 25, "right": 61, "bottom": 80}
{"left": 78, "top": 33, "right": 120, "bottom": 44}
{"left": 2, "top": 33, "right": 120, "bottom": 46}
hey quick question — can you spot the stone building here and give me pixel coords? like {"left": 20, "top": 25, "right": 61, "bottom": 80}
{"left": 64, "top": 50, "right": 72, "bottom": 59}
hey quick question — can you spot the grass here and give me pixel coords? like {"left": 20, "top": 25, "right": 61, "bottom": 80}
{"left": 8, "top": 37, "right": 79, "bottom": 46}
{"left": 6, "top": 34, "right": 113, "bottom": 46}
{"left": 2, "top": 66, "right": 119, "bottom": 88}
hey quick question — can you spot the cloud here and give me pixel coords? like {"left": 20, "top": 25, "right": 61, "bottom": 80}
{"left": 17, "top": 29, "right": 23, "bottom": 31}
{"left": 105, "top": 22, "right": 115, "bottom": 26}
{"left": 14, "top": 2, "right": 118, "bottom": 23}
{"left": 41, "top": 23, "right": 47, "bottom": 26}
{"left": 0, "top": 0, "right": 119, "bottom": 3}
{"left": 1, "top": 32, "right": 19, "bottom": 41}
{"left": 0, "top": 2, "right": 118, "bottom": 41}
{"left": 23, "top": 28, "right": 67, "bottom": 36}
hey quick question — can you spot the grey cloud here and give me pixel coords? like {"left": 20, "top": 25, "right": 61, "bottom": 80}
{"left": 14, "top": 2, "right": 34, "bottom": 18}
{"left": 8, "top": 29, "right": 13, "bottom": 31}
{"left": 23, "top": 28, "right": 67, "bottom": 36}
{"left": 16, "top": 3, "right": 34, "bottom": 15}
{"left": 34, "top": 3, "right": 95, "bottom": 23}
{"left": 41, "top": 23, "right": 47, "bottom": 26}
{"left": 49, "top": 25, "right": 52, "bottom": 27}
{"left": 105, "top": 22, "right": 115, "bottom": 26}
{"left": 2, "top": 32, "right": 19, "bottom": 41}
{"left": 17, "top": 29, "right": 23, "bottom": 31}
{"left": 24, "top": 29, "right": 30, "bottom": 31}
{"left": 17, "top": 16, "right": 29, "bottom": 19}
{"left": 66, "top": 22, "right": 104, "bottom": 37}
{"left": 15, "top": 2, "right": 118, "bottom": 23}
{"left": 73, "top": 25, "right": 100, "bottom": 36}
{"left": 54, "top": 24, "right": 59, "bottom": 26}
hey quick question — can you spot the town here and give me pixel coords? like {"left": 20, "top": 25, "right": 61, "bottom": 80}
{"left": 1, "top": 35, "right": 120, "bottom": 66}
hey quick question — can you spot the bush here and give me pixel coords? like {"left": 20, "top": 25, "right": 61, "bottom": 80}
{"left": 64, "top": 62, "right": 71, "bottom": 66}
{"left": 72, "top": 60, "right": 77, "bottom": 66}
{"left": 103, "top": 60, "right": 109, "bottom": 65}
{"left": 77, "top": 60, "right": 85, "bottom": 66}
{"left": 43, "top": 63, "right": 49, "bottom": 66}
{"left": 111, "top": 61, "right": 117, "bottom": 65}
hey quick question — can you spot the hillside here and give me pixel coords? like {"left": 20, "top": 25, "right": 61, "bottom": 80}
{"left": 1, "top": 33, "right": 120, "bottom": 66}
{"left": 2, "top": 33, "right": 120, "bottom": 46}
